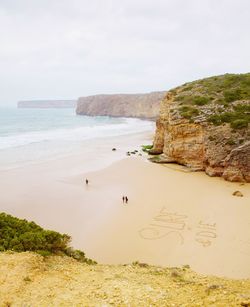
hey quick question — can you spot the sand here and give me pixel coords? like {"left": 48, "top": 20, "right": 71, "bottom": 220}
{"left": 0, "top": 132, "right": 249, "bottom": 279}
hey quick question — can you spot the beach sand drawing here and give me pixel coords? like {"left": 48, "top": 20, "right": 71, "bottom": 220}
{"left": 139, "top": 207, "right": 217, "bottom": 248}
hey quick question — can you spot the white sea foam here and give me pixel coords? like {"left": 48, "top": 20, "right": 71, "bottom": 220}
{"left": 0, "top": 118, "right": 154, "bottom": 150}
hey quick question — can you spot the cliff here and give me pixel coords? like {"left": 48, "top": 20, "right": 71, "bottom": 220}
{"left": 151, "top": 73, "right": 250, "bottom": 182}
{"left": 18, "top": 100, "right": 76, "bottom": 108}
{"left": 76, "top": 91, "right": 166, "bottom": 120}
{"left": 1, "top": 252, "right": 249, "bottom": 306}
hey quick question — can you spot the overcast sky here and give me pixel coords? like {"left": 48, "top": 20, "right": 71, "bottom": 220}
{"left": 0, "top": 0, "right": 249, "bottom": 106}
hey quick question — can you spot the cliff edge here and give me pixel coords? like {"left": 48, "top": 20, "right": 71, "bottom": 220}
{"left": 76, "top": 91, "right": 166, "bottom": 120}
{"left": 1, "top": 253, "right": 249, "bottom": 306}
{"left": 151, "top": 73, "right": 250, "bottom": 182}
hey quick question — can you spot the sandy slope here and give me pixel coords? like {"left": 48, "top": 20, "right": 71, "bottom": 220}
{"left": 0, "top": 252, "right": 250, "bottom": 307}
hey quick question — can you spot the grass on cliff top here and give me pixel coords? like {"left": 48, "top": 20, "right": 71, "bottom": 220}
{"left": 0, "top": 212, "right": 96, "bottom": 264}
{"left": 174, "top": 73, "right": 250, "bottom": 103}
{"left": 171, "top": 73, "right": 250, "bottom": 128}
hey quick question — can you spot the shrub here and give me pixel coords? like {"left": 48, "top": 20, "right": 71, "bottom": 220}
{"left": 223, "top": 89, "right": 242, "bottom": 102}
{"left": 230, "top": 119, "right": 248, "bottom": 129}
{"left": 179, "top": 106, "right": 199, "bottom": 119}
{"left": 208, "top": 103, "right": 250, "bottom": 129}
{"left": 175, "top": 94, "right": 211, "bottom": 106}
{"left": 226, "top": 139, "right": 236, "bottom": 145}
{"left": 180, "top": 85, "right": 193, "bottom": 92}
{"left": 192, "top": 96, "right": 211, "bottom": 106}
{"left": 208, "top": 115, "right": 222, "bottom": 125}
{"left": 0, "top": 212, "right": 96, "bottom": 264}
{"left": 141, "top": 144, "right": 153, "bottom": 152}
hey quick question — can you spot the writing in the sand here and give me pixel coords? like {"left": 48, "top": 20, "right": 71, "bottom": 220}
{"left": 138, "top": 207, "right": 187, "bottom": 244}
{"left": 195, "top": 221, "right": 217, "bottom": 247}
{"left": 139, "top": 207, "right": 217, "bottom": 248}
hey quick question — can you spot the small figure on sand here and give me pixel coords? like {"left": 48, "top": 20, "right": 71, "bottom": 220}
{"left": 122, "top": 196, "right": 125, "bottom": 203}
{"left": 125, "top": 196, "right": 128, "bottom": 204}
{"left": 85, "top": 178, "right": 89, "bottom": 185}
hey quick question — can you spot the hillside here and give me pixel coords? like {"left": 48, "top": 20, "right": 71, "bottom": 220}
{"left": 1, "top": 252, "right": 250, "bottom": 306}
{"left": 76, "top": 91, "right": 166, "bottom": 120}
{"left": 151, "top": 73, "right": 250, "bottom": 182}
{"left": 17, "top": 100, "right": 76, "bottom": 108}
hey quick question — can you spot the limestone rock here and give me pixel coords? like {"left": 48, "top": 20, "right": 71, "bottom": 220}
{"left": 223, "top": 142, "right": 250, "bottom": 182}
{"left": 232, "top": 191, "right": 243, "bottom": 197}
{"left": 76, "top": 91, "right": 166, "bottom": 120}
{"left": 151, "top": 74, "right": 250, "bottom": 182}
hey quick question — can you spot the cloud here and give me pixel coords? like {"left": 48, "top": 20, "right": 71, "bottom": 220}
{"left": 0, "top": 0, "right": 249, "bottom": 105}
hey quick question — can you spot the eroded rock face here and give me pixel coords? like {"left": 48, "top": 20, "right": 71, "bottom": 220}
{"left": 76, "top": 92, "right": 166, "bottom": 120}
{"left": 151, "top": 92, "right": 250, "bottom": 182}
{"left": 223, "top": 142, "right": 250, "bottom": 182}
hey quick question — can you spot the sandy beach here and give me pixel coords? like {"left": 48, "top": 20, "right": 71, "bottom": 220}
{"left": 0, "top": 131, "right": 249, "bottom": 279}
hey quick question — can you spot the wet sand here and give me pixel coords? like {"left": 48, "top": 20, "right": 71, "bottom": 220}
{"left": 0, "top": 132, "right": 249, "bottom": 278}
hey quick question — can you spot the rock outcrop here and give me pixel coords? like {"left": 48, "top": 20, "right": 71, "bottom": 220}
{"left": 18, "top": 100, "right": 76, "bottom": 108}
{"left": 151, "top": 74, "right": 250, "bottom": 182}
{"left": 76, "top": 91, "right": 166, "bottom": 120}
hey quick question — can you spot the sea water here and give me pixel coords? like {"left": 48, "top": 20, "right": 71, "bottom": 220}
{"left": 0, "top": 107, "right": 154, "bottom": 170}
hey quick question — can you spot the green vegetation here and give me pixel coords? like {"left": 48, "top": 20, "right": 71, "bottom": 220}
{"left": 192, "top": 96, "right": 211, "bottom": 106}
{"left": 141, "top": 144, "right": 153, "bottom": 153}
{"left": 223, "top": 89, "right": 242, "bottom": 102}
{"left": 230, "top": 119, "right": 248, "bottom": 129}
{"left": 176, "top": 95, "right": 211, "bottom": 106}
{"left": 208, "top": 104, "right": 250, "bottom": 129}
{"left": 179, "top": 106, "right": 199, "bottom": 119}
{"left": 225, "top": 139, "right": 236, "bottom": 146}
{"left": 173, "top": 73, "right": 250, "bottom": 125}
{"left": 0, "top": 212, "right": 96, "bottom": 264}
{"left": 198, "top": 73, "right": 250, "bottom": 99}
{"left": 180, "top": 85, "right": 193, "bottom": 92}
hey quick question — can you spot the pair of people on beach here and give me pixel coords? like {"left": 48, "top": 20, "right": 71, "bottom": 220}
{"left": 86, "top": 179, "right": 128, "bottom": 204}
{"left": 122, "top": 196, "right": 128, "bottom": 204}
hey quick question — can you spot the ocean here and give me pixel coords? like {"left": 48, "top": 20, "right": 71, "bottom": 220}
{"left": 0, "top": 107, "right": 154, "bottom": 170}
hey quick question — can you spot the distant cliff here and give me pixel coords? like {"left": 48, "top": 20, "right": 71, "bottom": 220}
{"left": 151, "top": 73, "right": 250, "bottom": 182}
{"left": 76, "top": 92, "right": 166, "bottom": 120}
{"left": 18, "top": 100, "right": 76, "bottom": 108}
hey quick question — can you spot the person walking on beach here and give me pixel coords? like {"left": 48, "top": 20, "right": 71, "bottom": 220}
{"left": 122, "top": 196, "right": 125, "bottom": 203}
{"left": 125, "top": 196, "right": 128, "bottom": 204}
{"left": 85, "top": 178, "right": 89, "bottom": 185}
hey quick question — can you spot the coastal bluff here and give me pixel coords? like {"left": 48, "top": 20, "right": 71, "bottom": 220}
{"left": 151, "top": 73, "right": 250, "bottom": 182}
{"left": 76, "top": 91, "right": 166, "bottom": 120}
{"left": 18, "top": 100, "right": 76, "bottom": 108}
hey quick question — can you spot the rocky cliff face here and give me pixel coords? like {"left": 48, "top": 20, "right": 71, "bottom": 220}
{"left": 76, "top": 92, "right": 166, "bottom": 120}
{"left": 18, "top": 100, "right": 76, "bottom": 108}
{"left": 151, "top": 74, "right": 250, "bottom": 182}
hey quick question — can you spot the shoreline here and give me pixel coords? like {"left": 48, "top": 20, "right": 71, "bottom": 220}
{"left": 0, "top": 131, "right": 249, "bottom": 279}
{"left": 0, "top": 130, "right": 153, "bottom": 172}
